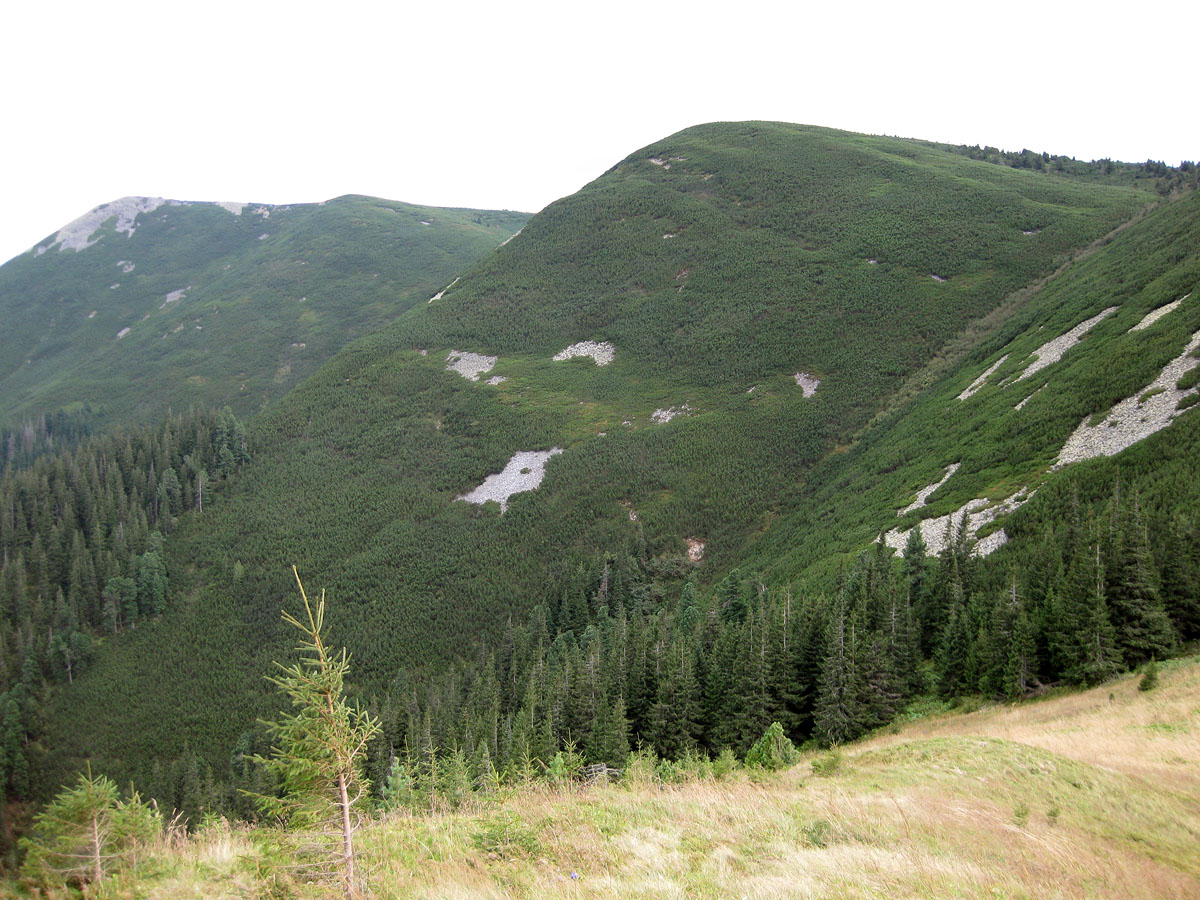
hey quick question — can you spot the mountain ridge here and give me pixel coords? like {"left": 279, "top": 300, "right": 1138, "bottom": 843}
{"left": 0, "top": 193, "right": 530, "bottom": 427}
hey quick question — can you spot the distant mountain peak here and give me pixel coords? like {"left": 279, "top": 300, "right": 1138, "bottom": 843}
{"left": 37, "top": 196, "right": 172, "bottom": 254}
{"left": 3, "top": 194, "right": 530, "bottom": 424}
{"left": 33, "top": 196, "right": 272, "bottom": 256}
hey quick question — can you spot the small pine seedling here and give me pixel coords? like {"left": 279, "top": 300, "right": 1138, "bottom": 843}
{"left": 1139, "top": 660, "right": 1160, "bottom": 692}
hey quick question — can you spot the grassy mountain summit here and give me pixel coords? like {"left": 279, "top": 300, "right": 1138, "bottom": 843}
{"left": 403, "top": 122, "right": 1151, "bottom": 389}
{"left": 0, "top": 195, "right": 528, "bottom": 427}
{"left": 37, "top": 121, "right": 1176, "bottom": 796}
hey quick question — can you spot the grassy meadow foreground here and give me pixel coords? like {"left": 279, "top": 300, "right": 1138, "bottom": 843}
{"left": 40, "top": 656, "right": 1199, "bottom": 900}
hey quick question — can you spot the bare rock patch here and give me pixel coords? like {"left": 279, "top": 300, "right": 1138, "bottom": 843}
{"left": 898, "top": 463, "right": 960, "bottom": 516}
{"left": 161, "top": 287, "right": 190, "bottom": 309}
{"left": 651, "top": 404, "right": 692, "bottom": 424}
{"left": 429, "top": 277, "right": 459, "bottom": 303}
{"left": 554, "top": 341, "right": 615, "bottom": 366}
{"left": 885, "top": 488, "right": 1032, "bottom": 558}
{"left": 974, "top": 529, "right": 1010, "bottom": 555}
{"left": 446, "top": 350, "right": 497, "bottom": 381}
{"left": 1056, "top": 328, "right": 1200, "bottom": 467}
{"left": 794, "top": 372, "right": 820, "bottom": 397}
{"left": 1129, "top": 293, "right": 1190, "bottom": 332}
{"left": 457, "top": 448, "right": 564, "bottom": 512}
{"left": 50, "top": 197, "right": 168, "bottom": 252}
{"left": 1016, "top": 307, "right": 1117, "bottom": 381}
{"left": 958, "top": 355, "right": 1008, "bottom": 400}
{"left": 1014, "top": 384, "right": 1044, "bottom": 411}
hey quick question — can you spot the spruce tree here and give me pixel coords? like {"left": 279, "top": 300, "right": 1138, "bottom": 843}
{"left": 252, "top": 568, "right": 381, "bottom": 898}
{"left": 856, "top": 628, "right": 900, "bottom": 729}
{"left": 1004, "top": 590, "right": 1038, "bottom": 699}
{"left": 887, "top": 584, "right": 923, "bottom": 695}
{"left": 647, "top": 639, "right": 701, "bottom": 758}
{"left": 700, "top": 624, "right": 739, "bottom": 750}
{"left": 1160, "top": 515, "right": 1200, "bottom": 639}
{"left": 791, "top": 596, "right": 828, "bottom": 734}
{"left": 1070, "top": 547, "right": 1123, "bottom": 686}
{"left": 744, "top": 721, "right": 799, "bottom": 770}
{"left": 765, "top": 590, "right": 803, "bottom": 734}
{"left": 981, "top": 577, "right": 1037, "bottom": 699}
{"left": 604, "top": 694, "right": 631, "bottom": 768}
{"left": 937, "top": 578, "right": 972, "bottom": 697}
{"left": 718, "top": 569, "right": 749, "bottom": 624}
{"left": 1105, "top": 493, "right": 1176, "bottom": 665}
{"left": 814, "top": 597, "right": 861, "bottom": 745}
{"left": 20, "top": 766, "right": 160, "bottom": 891}
{"left": 1138, "top": 660, "right": 1160, "bottom": 692}
{"left": 1, "top": 697, "right": 29, "bottom": 797}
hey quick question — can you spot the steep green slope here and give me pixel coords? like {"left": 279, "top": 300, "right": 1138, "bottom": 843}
{"left": 0, "top": 196, "right": 528, "bottom": 427}
{"left": 741, "top": 187, "right": 1200, "bottom": 585}
{"left": 41, "top": 122, "right": 1158, "bottom": 791}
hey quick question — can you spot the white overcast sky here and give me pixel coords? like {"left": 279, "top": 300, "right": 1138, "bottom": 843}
{"left": 1, "top": 1, "right": 1193, "bottom": 264}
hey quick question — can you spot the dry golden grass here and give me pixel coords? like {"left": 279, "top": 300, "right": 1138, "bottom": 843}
{"left": 70, "top": 657, "right": 1200, "bottom": 899}
{"left": 885, "top": 657, "right": 1200, "bottom": 791}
